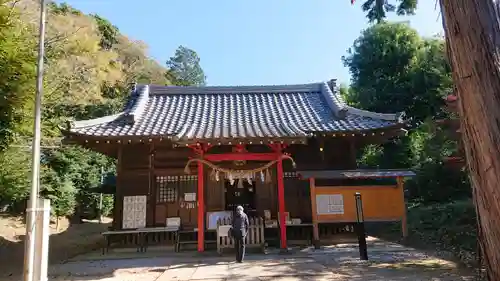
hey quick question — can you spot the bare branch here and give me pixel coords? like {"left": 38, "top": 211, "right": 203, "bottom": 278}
{"left": 45, "top": 27, "right": 82, "bottom": 47}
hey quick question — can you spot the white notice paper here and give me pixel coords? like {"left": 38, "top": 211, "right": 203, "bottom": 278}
{"left": 184, "top": 193, "right": 196, "bottom": 202}
{"left": 316, "top": 194, "right": 344, "bottom": 215}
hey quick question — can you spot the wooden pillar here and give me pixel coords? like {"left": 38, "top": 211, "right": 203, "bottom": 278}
{"left": 309, "top": 177, "right": 320, "bottom": 248}
{"left": 349, "top": 139, "right": 357, "bottom": 169}
{"left": 397, "top": 176, "right": 408, "bottom": 238}
{"left": 147, "top": 143, "right": 155, "bottom": 227}
{"left": 197, "top": 160, "right": 205, "bottom": 252}
{"left": 277, "top": 157, "right": 287, "bottom": 249}
{"left": 115, "top": 146, "right": 123, "bottom": 230}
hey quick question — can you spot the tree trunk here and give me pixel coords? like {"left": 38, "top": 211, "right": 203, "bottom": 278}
{"left": 439, "top": 1, "right": 500, "bottom": 280}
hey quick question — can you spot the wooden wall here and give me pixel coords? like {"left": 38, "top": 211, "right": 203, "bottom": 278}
{"left": 314, "top": 185, "right": 405, "bottom": 223}
{"left": 114, "top": 141, "right": 359, "bottom": 230}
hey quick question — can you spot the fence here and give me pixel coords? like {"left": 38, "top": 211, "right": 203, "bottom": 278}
{"left": 216, "top": 216, "right": 265, "bottom": 254}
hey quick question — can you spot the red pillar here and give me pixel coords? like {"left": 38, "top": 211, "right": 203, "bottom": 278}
{"left": 277, "top": 156, "right": 287, "bottom": 249}
{"left": 197, "top": 161, "right": 205, "bottom": 252}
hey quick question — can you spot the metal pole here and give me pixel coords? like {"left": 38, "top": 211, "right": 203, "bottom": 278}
{"left": 354, "top": 192, "right": 368, "bottom": 260}
{"left": 23, "top": 1, "right": 47, "bottom": 280}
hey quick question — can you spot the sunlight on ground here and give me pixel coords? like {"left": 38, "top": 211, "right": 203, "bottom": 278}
{"left": 370, "top": 258, "right": 458, "bottom": 270}
{"left": 0, "top": 215, "right": 112, "bottom": 243}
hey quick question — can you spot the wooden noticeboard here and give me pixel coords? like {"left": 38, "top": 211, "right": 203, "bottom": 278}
{"left": 316, "top": 194, "right": 344, "bottom": 215}
{"left": 122, "top": 195, "right": 147, "bottom": 229}
{"left": 314, "top": 185, "right": 404, "bottom": 223}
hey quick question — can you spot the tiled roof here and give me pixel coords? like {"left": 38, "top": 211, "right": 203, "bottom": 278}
{"left": 296, "top": 169, "right": 416, "bottom": 180}
{"left": 64, "top": 81, "right": 405, "bottom": 142}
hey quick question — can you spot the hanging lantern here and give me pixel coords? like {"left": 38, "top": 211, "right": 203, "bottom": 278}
{"left": 215, "top": 170, "right": 220, "bottom": 182}
{"left": 260, "top": 171, "right": 265, "bottom": 183}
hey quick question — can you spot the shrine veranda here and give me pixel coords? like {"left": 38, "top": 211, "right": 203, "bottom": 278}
{"left": 62, "top": 79, "right": 414, "bottom": 251}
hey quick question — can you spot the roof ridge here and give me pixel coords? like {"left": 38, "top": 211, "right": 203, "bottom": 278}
{"left": 123, "top": 85, "right": 149, "bottom": 123}
{"left": 319, "top": 80, "right": 405, "bottom": 122}
{"left": 145, "top": 82, "right": 323, "bottom": 95}
{"left": 319, "top": 81, "right": 348, "bottom": 118}
{"left": 66, "top": 85, "right": 146, "bottom": 130}
{"left": 345, "top": 106, "right": 405, "bottom": 122}
{"left": 65, "top": 112, "right": 125, "bottom": 130}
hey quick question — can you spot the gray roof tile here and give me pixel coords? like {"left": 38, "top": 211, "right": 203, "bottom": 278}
{"left": 65, "top": 82, "right": 404, "bottom": 142}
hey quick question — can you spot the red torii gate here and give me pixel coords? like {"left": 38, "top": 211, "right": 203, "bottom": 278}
{"left": 189, "top": 143, "right": 289, "bottom": 252}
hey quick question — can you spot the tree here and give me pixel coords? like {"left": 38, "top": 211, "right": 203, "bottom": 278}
{"left": 91, "top": 14, "right": 119, "bottom": 50}
{"left": 342, "top": 22, "right": 452, "bottom": 125}
{"left": 166, "top": 45, "right": 206, "bottom": 86}
{"left": 0, "top": 1, "right": 37, "bottom": 150}
{"left": 40, "top": 167, "right": 76, "bottom": 230}
{"left": 344, "top": 21, "right": 469, "bottom": 204}
{"left": 352, "top": 0, "right": 418, "bottom": 23}
{"left": 0, "top": 147, "right": 31, "bottom": 212}
{"left": 44, "top": 146, "right": 115, "bottom": 221}
{"left": 439, "top": 1, "right": 500, "bottom": 279}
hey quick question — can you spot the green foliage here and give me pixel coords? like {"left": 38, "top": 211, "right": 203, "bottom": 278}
{"left": 166, "top": 45, "right": 206, "bottom": 86}
{"left": 40, "top": 167, "right": 76, "bottom": 217}
{"left": 43, "top": 146, "right": 115, "bottom": 219}
{"left": 48, "top": 2, "right": 82, "bottom": 15}
{"left": 0, "top": 0, "right": 182, "bottom": 218}
{"left": 405, "top": 121, "right": 470, "bottom": 202}
{"left": 407, "top": 200, "right": 478, "bottom": 264}
{"left": 92, "top": 14, "right": 119, "bottom": 50}
{"left": 357, "top": 144, "right": 384, "bottom": 168}
{"left": 357, "top": 0, "right": 417, "bottom": 23}
{"left": 342, "top": 22, "right": 452, "bottom": 125}
{"left": 0, "top": 147, "right": 31, "bottom": 211}
{"left": 346, "top": 20, "right": 474, "bottom": 264}
{"left": 0, "top": 2, "right": 37, "bottom": 150}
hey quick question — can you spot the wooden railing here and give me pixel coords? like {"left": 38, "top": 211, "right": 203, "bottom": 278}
{"left": 216, "top": 217, "right": 265, "bottom": 254}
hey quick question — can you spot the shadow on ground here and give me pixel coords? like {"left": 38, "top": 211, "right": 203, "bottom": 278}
{"left": 44, "top": 241, "right": 477, "bottom": 281}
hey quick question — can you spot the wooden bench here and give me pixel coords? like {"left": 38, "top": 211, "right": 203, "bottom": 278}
{"left": 175, "top": 229, "right": 217, "bottom": 252}
{"left": 138, "top": 226, "right": 180, "bottom": 252}
{"left": 102, "top": 226, "right": 180, "bottom": 254}
{"left": 101, "top": 229, "right": 144, "bottom": 254}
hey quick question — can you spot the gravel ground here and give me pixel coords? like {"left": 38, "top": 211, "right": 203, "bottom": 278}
{"left": 40, "top": 240, "right": 479, "bottom": 281}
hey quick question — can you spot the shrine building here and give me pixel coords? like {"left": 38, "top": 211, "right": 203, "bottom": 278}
{"left": 62, "top": 79, "right": 414, "bottom": 252}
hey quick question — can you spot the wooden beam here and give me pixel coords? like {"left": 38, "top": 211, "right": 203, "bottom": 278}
{"left": 204, "top": 152, "right": 281, "bottom": 162}
{"left": 397, "top": 176, "right": 408, "bottom": 238}
{"left": 115, "top": 146, "right": 123, "bottom": 230}
{"left": 309, "top": 177, "right": 320, "bottom": 248}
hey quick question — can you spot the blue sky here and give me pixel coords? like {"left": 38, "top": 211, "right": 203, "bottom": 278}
{"left": 56, "top": 0, "right": 443, "bottom": 86}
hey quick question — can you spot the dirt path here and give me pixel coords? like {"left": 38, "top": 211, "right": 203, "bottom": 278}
{"left": 41, "top": 238, "right": 478, "bottom": 281}
{"left": 0, "top": 215, "right": 111, "bottom": 279}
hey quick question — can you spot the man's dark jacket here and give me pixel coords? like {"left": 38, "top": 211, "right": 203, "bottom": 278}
{"left": 231, "top": 212, "right": 249, "bottom": 237}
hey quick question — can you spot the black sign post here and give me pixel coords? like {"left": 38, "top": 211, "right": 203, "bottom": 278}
{"left": 354, "top": 192, "right": 368, "bottom": 260}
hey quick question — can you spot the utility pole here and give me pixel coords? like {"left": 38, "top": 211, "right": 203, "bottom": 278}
{"left": 23, "top": 0, "right": 47, "bottom": 281}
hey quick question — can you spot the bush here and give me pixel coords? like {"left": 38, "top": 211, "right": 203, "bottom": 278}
{"left": 393, "top": 200, "right": 478, "bottom": 266}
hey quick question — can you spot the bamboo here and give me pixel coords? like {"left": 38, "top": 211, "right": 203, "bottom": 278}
{"left": 440, "top": 1, "right": 500, "bottom": 279}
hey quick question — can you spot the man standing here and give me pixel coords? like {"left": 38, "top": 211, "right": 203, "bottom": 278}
{"left": 232, "top": 205, "right": 249, "bottom": 263}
